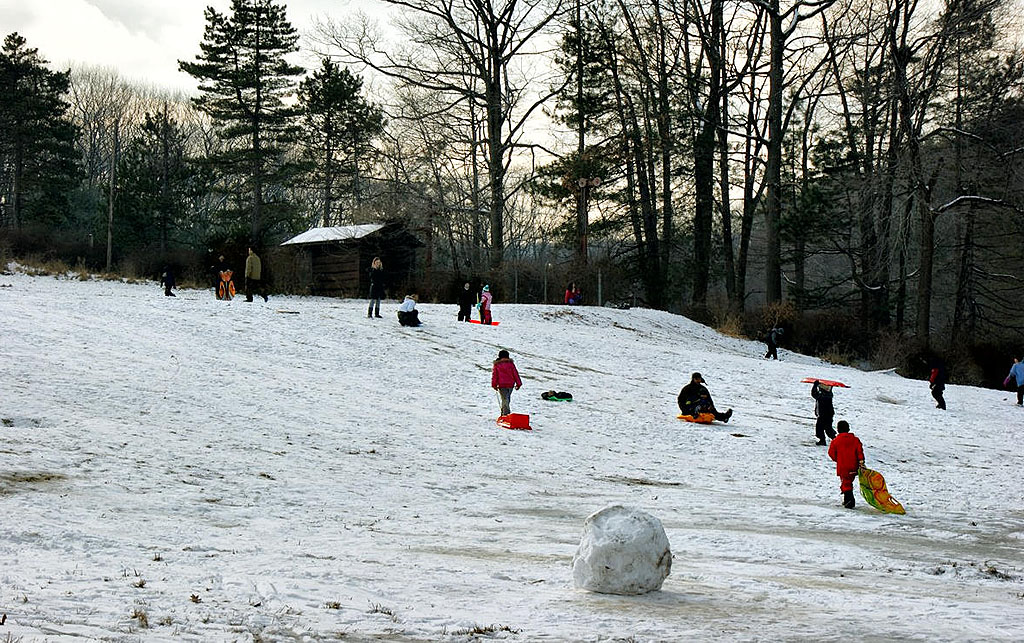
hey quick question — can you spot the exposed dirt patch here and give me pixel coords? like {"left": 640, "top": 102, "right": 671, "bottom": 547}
{"left": 0, "top": 471, "right": 68, "bottom": 494}
{"left": 599, "top": 474, "right": 684, "bottom": 488}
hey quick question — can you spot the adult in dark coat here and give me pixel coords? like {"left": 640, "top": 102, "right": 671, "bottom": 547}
{"left": 161, "top": 266, "right": 176, "bottom": 297}
{"left": 764, "top": 327, "right": 782, "bottom": 360}
{"left": 929, "top": 358, "right": 947, "bottom": 410}
{"left": 457, "top": 282, "right": 477, "bottom": 321}
{"left": 811, "top": 380, "right": 837, "bottom": 445}
{"left": 677, "top": 372, "right": 733, "bottom": 422}
{"left": 367, "top": 257, "right": 385, "bottom": 318}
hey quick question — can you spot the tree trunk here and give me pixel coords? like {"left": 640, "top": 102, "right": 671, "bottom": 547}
{"left": 575, "top": 0, "right": 588, "bottom": 267}
{"left": 486, "top": 26, "right": 505, "bottom": 271}
{"left": 717, "top": 2, "right": 734, "bottom": 308}
{"left": 106, "top": 121, "right": 118, "bottom": 272}
{"left": 160, "top": 104, "right": 170, "bottom": 253}
{"left": 764, "top": 0, "right": 784, "bottom": 303}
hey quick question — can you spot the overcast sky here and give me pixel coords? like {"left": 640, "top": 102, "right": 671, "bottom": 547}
{"left": 0, "top": 0, "right": 381, "bottom": 93}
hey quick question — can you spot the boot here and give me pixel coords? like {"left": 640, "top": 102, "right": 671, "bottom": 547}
{"left": 722, "top": 409, "right": 733, "bottom": 423}
{"left": 843, "top": 490, "right": 856, "bottom": 509}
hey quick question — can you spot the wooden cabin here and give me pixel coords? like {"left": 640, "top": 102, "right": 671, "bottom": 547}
{"left": 280, "top": 223, "right": 422, "bottom": 298}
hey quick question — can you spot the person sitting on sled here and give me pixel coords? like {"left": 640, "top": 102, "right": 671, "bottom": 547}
{"left": 828, "top": 420, "right": 865, "bottom": 509}
{"left": 811, "top": 380, "right": 837, "bottom": 445}
{"left": 677, "top": 372, "right": 732, "bottom": 422}
{"left": 397, "top": 294, "right": 422, "bottom": 326}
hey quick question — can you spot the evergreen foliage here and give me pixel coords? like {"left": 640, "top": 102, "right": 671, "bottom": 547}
{"left": 298, "top": 58, "right": 385, "bottom": 227}
{"left": 0, "top": 33, "right": 80, "bottom": 229}
{"left": 178, "top": 0, "right": 304, "bottom": 244}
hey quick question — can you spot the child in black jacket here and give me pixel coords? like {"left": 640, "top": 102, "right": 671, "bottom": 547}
{"left": 811, "top": 380, "right": 837, "bottom": 445}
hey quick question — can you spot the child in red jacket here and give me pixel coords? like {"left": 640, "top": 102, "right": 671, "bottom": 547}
{"left": 491, "top": 349, "right": 522, "bottom": 417}
{"left": 827, "top": 420, "right": 865, "bottom": 509}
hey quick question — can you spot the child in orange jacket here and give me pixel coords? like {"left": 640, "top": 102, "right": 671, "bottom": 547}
{"left": 827, "top": 420, "right": 865, "bottom": 509}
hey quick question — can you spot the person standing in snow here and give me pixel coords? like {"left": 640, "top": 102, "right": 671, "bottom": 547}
{"left": 764, "top": 326, "right": 783, "bottom": 360}
{"left": 828, "top": 420, "right": 865, "bottom": 509}
{"left": 491, "top": 349, "right": 522, "bottom": 417}
{"left": 244, "top": 247, "right": 268, "bottom": 302}
{"left": 367, "top": 257, "right": 385, "bottom": 318}
{"left": 458, "top": 282, "right": 477, "bottom": 322}
{"left": 677, "top": 372, "right": 733, "bottom": 422}
{"left": 811, "top": 380, "right": 837, "bottom": 445}
{"left": 161, "top": 266, "right": 176, "bottom": 297}
{"left": 1004, "top": 355, "right": 1024, "bottom": 406}
{"left": 929, "top": 357, "right": 947, "bottom": 410}
{"left": 479, "top": 284, "right": 493, "bottom": 325}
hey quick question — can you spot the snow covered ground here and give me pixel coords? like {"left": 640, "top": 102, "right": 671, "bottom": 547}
{"left": 2, "top": 270, "right": 1023, "bottom": 642}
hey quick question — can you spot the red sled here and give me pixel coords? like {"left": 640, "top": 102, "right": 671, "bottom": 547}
{"left": 800, "top": 377, "right": 849, "bottom": 388}
{"left": 497, "top": 413, "right": 531, "bottom": 430}
{"left": 470, "top": 320, "right": 501, "bottom": 326}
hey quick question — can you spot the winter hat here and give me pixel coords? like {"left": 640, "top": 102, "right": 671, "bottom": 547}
{"left": 836, "top": 420, "right": 850, "bottom": 433}
{"left": 691, "top": 372, "right": 704, "bottom": 383}
{"left": 498, "top": 349, "right": 510, "bottom": 359}
{"left": 483, "top": 285, "right": 490, "bottom": 292}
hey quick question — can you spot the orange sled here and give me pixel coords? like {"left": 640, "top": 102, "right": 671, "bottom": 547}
{"left": 218, "top": 270, "right": 236, "bottom": 300}
{"left": 497, "top": 413, "right": 532, "bottom": 430}
{"left": 677, "top": 413, "right": 716, "bottom": 424}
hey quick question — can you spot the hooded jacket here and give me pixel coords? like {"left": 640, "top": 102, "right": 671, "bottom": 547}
{"left": 491, "top": 357, "right": 522, "bottom": 389}
{"left": 828, "top": 432, "right": 864, "bottom": 476}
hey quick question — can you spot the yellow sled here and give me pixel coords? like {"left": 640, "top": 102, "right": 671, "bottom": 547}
{"left": 858, "top": 466, "right": 906, "bottom": 514}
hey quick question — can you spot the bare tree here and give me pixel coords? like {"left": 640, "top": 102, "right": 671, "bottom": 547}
{"left": 317, "top": 0, "right": 566, "bottom": 271}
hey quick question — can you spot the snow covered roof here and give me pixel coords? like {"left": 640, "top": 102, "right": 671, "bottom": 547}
{"left": 280, "top": 224, "right": 386, "bottom": 246}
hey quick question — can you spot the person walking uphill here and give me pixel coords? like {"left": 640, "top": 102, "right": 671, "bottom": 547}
{"left": 811, "top": 380, "right": 837, "bottom": 445}
{"left": 1005, "top": 356, "right": 1024, "bottom": 405}
{"left": 244, "top": 248, "right": 268, "bottom": 302}
{"left": 491, "top": 349, "right": 522, "bottom": 417}
{"left": 828, "top": 420, "right": 865, "bottom": 509}
{"left": 929, "top": 358, "right": 947, "bottom": 410}
{"left": 764, "top": 326, "right": 783, "bottom": 360}
{"left": 367, "top": 257, "right": 385, "bottom": 318}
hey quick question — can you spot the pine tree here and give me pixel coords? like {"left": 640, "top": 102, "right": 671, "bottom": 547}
{"left": 178, "top": 0, "right": 303, "bottom": 243}
{"left": 298, "top": 58, "right": 384, "bottom": 227}
{"left": 0, "top": 33, "right": 79, "bottom": 229}
{"left": 115, "top": 107, "right": 192, "bottom": 252}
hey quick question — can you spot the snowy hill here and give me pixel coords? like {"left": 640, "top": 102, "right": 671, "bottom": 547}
{"left": 2, "top": 272, "right": 1023, "bottom": 641}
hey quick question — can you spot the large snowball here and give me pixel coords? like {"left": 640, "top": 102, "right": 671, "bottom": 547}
{"left": 572, "top": 505, "right": 671, "bottom": 595}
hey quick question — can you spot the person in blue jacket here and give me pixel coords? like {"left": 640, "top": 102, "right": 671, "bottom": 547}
{"left": 1004, "top": 356, "right": 1024, "bottom": 406}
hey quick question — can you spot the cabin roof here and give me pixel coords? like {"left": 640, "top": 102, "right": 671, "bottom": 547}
{"left": 280, "top": 224, "right": 386, "bottom": 246}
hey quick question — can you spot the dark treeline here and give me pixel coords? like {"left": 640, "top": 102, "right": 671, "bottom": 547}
{"left": 2, "top": 0, "right": 1023, "bottom": 384}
